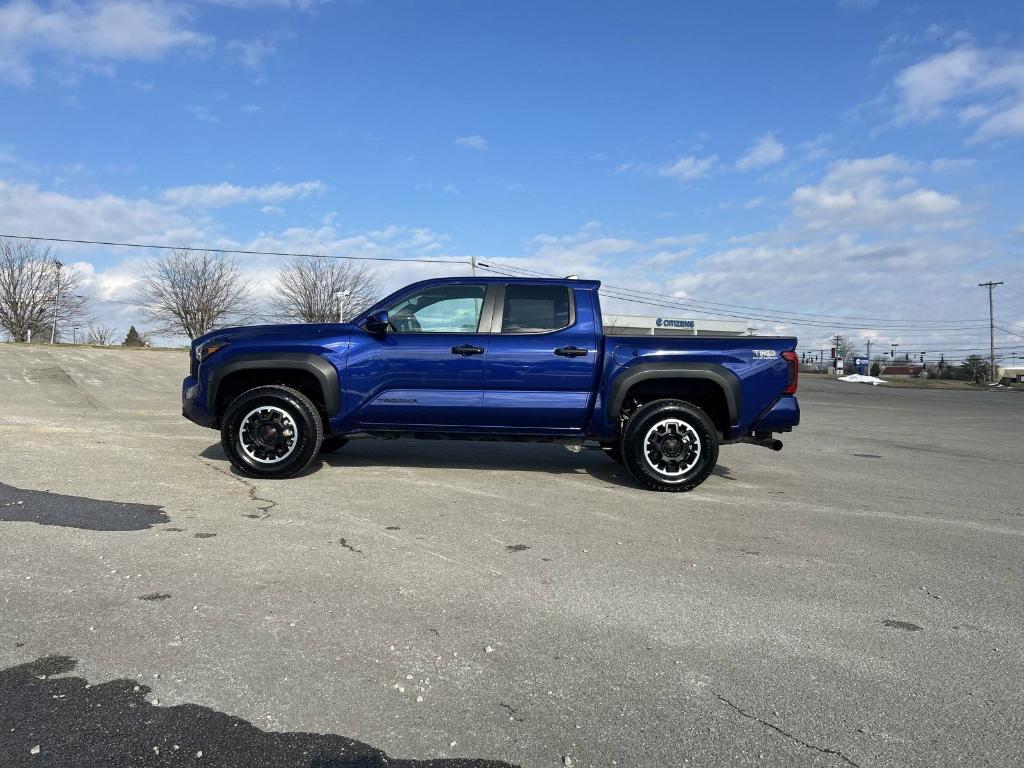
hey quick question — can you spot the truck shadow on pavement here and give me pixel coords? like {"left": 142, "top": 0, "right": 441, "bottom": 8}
{"left": 200, "top": 440, "right": 647, "bottom": 490}
{"left": 0, "top": 655, "right": 519, "bottom": 768}
{"left": 0, "top": 482, "right": 168, "bottom": 531}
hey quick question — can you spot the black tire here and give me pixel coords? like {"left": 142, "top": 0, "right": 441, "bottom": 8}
{"left": 319, "top": 435, "right": 349, "bottom": 454}
{"left": 600, "top": 440, "right": 623, "bottom": 463}
{"left": 621, "top": 399, "right": 719, "bottom": 492}
{"left": 220, "top": 385, "right": 323, "bottom": 479}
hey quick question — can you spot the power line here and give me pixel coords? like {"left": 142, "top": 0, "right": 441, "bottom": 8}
{"left": 0, "top": 234, "right": 471, "bottom": 265}
{"left": 482, "top": 259, "right": 990, "bottom": 326}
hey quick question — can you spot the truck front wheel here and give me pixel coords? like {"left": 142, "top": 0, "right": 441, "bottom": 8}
{"left": 220, "top": 385, "right": 323, "bottom": 479}
{"left": 599, "top": 441, "right": 623, "bottom": 463}
{"left": 621, "top": 399, "right": 719, "bottom": 492}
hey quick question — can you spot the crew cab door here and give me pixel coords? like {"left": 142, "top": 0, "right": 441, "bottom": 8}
{"left": 346, "top": 283, "right": 493, "bottom": 428}
{"left": 482, "top": 283, "right": 599, "bottom": 432}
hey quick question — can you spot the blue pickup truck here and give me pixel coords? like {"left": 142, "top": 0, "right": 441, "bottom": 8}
{"left": 182, "top": 276, "right": 799, "bottom": 491}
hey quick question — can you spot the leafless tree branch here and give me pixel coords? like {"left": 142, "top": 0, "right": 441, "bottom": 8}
{"left": 0, "top": 238, "right": 90, "bottom": 342}
{"left": 137, "top": 248, "right": 254, "bottom": 340}
{"left": 271, "top": 256, "right": 380, "bottom": 323}
{"left": 86, "top": 323, "right": 118, "bottom": 345}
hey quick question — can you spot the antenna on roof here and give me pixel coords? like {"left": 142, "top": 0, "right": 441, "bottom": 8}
{"left": 564, "top": 274, "right": 579, "bottom": 280}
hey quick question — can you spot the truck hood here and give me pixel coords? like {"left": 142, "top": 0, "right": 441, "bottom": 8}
{"left": 192, "top": 322, "right": 357, "bottom": 348}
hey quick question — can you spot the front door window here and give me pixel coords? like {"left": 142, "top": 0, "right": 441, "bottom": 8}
{"left": 387, "top": 285, "right": 486, "bottom": 333}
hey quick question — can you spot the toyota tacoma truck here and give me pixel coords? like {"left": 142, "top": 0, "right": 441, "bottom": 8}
{"left": 182, "top": 277, "right": 799, "bottom": 491}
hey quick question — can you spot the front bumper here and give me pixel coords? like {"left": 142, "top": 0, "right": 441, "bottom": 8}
{"left": 182, "top": 375, "right": 216, "bottom": 428}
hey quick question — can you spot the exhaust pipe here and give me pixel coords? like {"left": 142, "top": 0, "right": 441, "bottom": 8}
{"left": 742, "top": 436, "right": 783, "bottom": 451}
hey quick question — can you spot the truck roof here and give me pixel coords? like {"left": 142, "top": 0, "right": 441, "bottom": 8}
{"left": 400, "top": 275, "right": 602, "bottom": 291}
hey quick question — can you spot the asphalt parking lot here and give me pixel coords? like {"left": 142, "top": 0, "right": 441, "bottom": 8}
{"left": 1, "top": 344, "right": 1022, "bottom": 767}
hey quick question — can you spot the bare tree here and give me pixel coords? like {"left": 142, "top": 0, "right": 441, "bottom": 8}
{"left": 138, "top": 248, "right": 253, "bottom": 340}
{"left": 0, "top": 238, "right": 90, "bottom": 342}
{"left": 272, "top": 256, "right": 380, "bottom": 323}
{"left": 834, "top": 335, "right": 862, "bottom": 364}
{"left": 86, "top": 323, "right": 118, "bottom": 345}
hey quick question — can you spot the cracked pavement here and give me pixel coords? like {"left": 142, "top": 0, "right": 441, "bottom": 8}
{"left": 1, "top": 345, "right": 1023, "bottom": 766}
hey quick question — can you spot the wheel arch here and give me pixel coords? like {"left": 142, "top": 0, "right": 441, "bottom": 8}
{"left": 209, "top": 354, "right": 339, "bottom": 425}
{"left": 607, "top": 363, "right": 740, "bottom": 436}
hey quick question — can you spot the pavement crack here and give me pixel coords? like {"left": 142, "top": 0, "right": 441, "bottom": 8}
{"left": 714, "top": 694, "right": 860, "bottom": 768}
{"left": 199, "top": 460, "right": 278, "bottom": 519}
{"left": 499, "top": 702, "right": 524, "bottom": 722}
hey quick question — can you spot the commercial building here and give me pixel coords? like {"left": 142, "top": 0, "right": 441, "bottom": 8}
{"left": 998, "top": 364, "right": 1024, "bottom": 383}
{"left": 603, "top": 314, "right": 750, "bottom": 337}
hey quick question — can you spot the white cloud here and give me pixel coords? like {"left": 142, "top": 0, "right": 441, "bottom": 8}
{"left": 0, "top": 179, "right": 202, "bottom": 244}
{"left": 657, "top": 155, "right": 717, "bottom": 182}
{"left": 161, "top": 181, "right": 327, "bottom": 208}
{"left": 455, "top": 135, "right": 488, "bottom": 151}
{"left": 186, "top": 105, "right": 220, "bottom": 124}
{"left": 892, "top": 46, "right": 1024, "bottom": 143}
{"left": 201, "top": 0, "right": 326, "bottom": 9}
{"left": 736, "top": 133, "right": 786, "bottom": 171}
{"left": 0, "top": 0, "right": 210, "bottom": 86}
{"left": 791, "top": 155, "right": 964, "bottom": 231}
{"left": 227, "top": 33, "right": 292, "bottom": 69}
{"left": 930, "top": 157, "right": 976, "bottom": 173}
{"left": 240, "top": 103, "right": 263, "bottom": 114}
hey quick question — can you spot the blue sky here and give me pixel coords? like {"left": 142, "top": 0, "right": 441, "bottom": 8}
{"left": 1, "top": 0, "right": 1023, "bottom": 356}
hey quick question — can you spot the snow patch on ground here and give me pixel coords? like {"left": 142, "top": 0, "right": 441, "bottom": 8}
{"left": 838, "top": 374, "right": 887, "bottom": 386}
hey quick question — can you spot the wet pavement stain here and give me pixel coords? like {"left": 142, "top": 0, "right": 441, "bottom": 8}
{"left": 385, "top": 526, "right": 401, "bottom": 531}
{"left": 0, "top": 483, "right": 168, "bottom": 532}
{"left": 0, "top": 656, "right": 519, "bottom": 767}
{"left": 162, "top": 527, "right": 185, "bottom": 532}
{"left": 138, "top": 593, "right": 172, "bottom": 602}
{"left": 194, "top": 533, "right": 217, "bottom": 539}
{"left": 853, "top": 454, "right": 882, "bottom": 459}
{"left": 338, "top": 537, "right": 363, "bottom": 554}
{"left": 883, "top": 619, "right": 924, "bottom": 631}
{"left": 505, "top": 544, "right": 530, "bottom": 553}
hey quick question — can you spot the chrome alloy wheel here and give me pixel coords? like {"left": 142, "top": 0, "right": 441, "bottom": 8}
{"left": 643, "top": 418, "right": 701, "bottom": 479}
{"left": 237, "top": 406, "right": 298, "bottom": 464}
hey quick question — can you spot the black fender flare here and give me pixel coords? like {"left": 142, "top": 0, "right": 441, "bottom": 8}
{"left": 606, "top": 362, "right": 740, "bottom": 425}
{"left": 207, "top": 353, "right": 340, "bottom": 417}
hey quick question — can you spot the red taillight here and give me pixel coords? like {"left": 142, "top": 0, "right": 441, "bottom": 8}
{"left": 781, "top": 350, "right": 799, "bottom": 394}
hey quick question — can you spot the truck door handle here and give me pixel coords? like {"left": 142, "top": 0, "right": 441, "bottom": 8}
{"left": 450, "top": 344, "right": 485, "bottom": 356}
{"left": 554, "top": 346, "right": 588, "bottom": 358}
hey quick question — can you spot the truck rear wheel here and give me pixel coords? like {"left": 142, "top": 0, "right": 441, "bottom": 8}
{"left": 220, "top": 385, "right": 323, "bottom": 479}
{"left": 621, "top": 399, "right": 718, "bottom": 492}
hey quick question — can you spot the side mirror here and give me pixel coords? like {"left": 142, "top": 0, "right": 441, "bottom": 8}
{"left": 364, "top": 310, "right": 389, "bottom": 335}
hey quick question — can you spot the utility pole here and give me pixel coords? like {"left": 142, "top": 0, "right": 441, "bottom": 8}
{"left": 865, "top": 338, "right": 872, "bottom": 374}
{"left": 470, "top": 255, "right": 477, "bottom": 277}
{"left": 50, "top": 260, "right": 63, "bottom": 344}
{"left": 978, "top": 281, "right": 1003, "bottom": 383}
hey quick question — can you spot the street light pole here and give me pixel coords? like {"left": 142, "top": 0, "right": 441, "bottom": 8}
{"left": 50, "top": 260, "right": 63, "bottom": 344}
{"left": 335, "top": 290, "right": 350, "bottom": 323}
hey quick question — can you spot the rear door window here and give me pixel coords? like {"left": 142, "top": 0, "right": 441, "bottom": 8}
{"left": 500, "top": 285, "right": 572, "bottom": 333}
